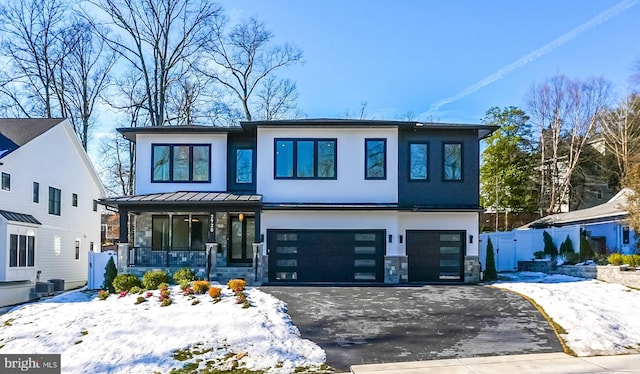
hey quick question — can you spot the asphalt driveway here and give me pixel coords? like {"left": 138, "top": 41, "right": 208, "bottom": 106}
{"left": 259, "top": 285, "right": 563, "bottom": 371}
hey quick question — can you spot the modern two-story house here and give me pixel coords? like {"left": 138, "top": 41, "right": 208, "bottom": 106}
{"left": 0, "top": 119, "right": 105, "bottom": 306}
{"left": 101, "top": 119, "right": 496, "bottom": 284}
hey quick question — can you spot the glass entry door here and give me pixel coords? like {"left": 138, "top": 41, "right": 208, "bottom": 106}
{"left": 229, "top": 215, "right": 255, "bottom": 264}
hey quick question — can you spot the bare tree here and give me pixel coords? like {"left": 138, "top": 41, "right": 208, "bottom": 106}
{"left": 198, "top": 17, "right": 303, "bottom": 121}
{"left": 598, "top": 93, "right": 640, "bottom": 181}
{"left": 256, "top": 76, "right": 299, "bottom": 120}
{"left": 62, "top": 20, "right": 118, "bottom": 149}
{"left": 99, "top": 133, "right": 135, "bottom": 196}
{"left": 0, "top": 0, "right": 68, "bottom": 117}
{"left": 87, "top": 0, "right": 221, "bottom": 126}
{"left": 527, "top": 75, "right": 611, "bottom": 214}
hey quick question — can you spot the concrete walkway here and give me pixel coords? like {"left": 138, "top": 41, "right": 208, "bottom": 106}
{"left": 349, "top": 353, "right": 640, "bottom": 373}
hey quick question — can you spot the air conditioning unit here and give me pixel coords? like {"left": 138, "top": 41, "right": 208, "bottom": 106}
{"left": 48, "top": 279, "right": 65, "bottom": 292}
{"left": 34, "top": 282, "right": 53, "bottom": 297}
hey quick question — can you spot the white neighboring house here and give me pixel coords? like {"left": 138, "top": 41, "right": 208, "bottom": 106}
{"left": 0, "top": 118, "right": 106, "bottom": 307}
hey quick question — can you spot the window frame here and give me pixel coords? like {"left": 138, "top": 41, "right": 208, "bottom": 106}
{"left": 9, "top": 233, "right": 35, "bottom": 268}
{"left": 408, "top": 142, "right": 429, "bottom": 182}
{"left": 33, "top": 182, "right": 40, "bottom": 203}
{"left": 1, "top": 172, "right": 10, "bottom": 191}
{"left": 365, "top": 138, "right": 387, "bottom": 180}
{"left": 235, "top": 148, "right": 254, "bottom": 184}
{"left": 273, "top": 138, "right": 337, "bottom": 180}
{"left": 442, "top": 142, "right": 463, "bottom": 182}
{"left": 151, "top": 143, "right": 211, "bottom": 183}
{"left": 48, "top": 187, "right": 61, "bottom": 216}
{"left": 72, "top": 193, "right": 78, "bottom": 207}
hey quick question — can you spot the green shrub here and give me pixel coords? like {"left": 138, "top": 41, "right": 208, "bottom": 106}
{"left": 484, "top": 238, "right": 497, "bottom": 282}
{"left": 559, "top": 235, "right": 574, "bottom": 256}
{"left": 112, "top": 274, "right": 141, "bottom": 292}
{"left": 161, "top": 298, "right": 172, "bottom": 307}
{"left": 130, "top": 286, "right": 142, "bottom": 294}
{"left": 97, "top": 290, "right": 110, "bottom": 300}
{"left": 543, "top": 231, "right": 558, "bottom": 260}
{"left": 135, "top": 296, "right": 146, "bottom": 305}
{"left": 565, "top": 252, "right": 580, "bottom": 264}
{"left": 580, "top": 232, "right": 594, "bottom": 261}
{"left": 608, "top": 253, "right": 624, "bottom": 266}
{"left": 533, "top": 250, "right": 545, "bottom": 259}
{"left": 178, "top": 280, "right": 191, "bottom": 290}
{"left": 103, "top": 257, "right": 117, "bottom": 293}
{"left": 173, "top": 268, "right": 196, "bottom": 284}
{"left": 142, "top": 270, "right": 170, "bottom": 290}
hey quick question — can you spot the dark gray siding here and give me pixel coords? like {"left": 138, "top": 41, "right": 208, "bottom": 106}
{"left": 398, "top": 128, "right": 480, "bottom": 209}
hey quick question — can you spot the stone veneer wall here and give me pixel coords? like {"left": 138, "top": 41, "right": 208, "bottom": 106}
{"left": 464, "top": 256, "right": 481, "bottom": 284}
{"left": 518, "top": 260, "right": 640, "bottom": 288}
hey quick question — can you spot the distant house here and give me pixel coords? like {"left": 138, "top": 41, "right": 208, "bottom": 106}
{"left": 0, "top": 119, "right": 105, "bottom": 307}
{"left": 101, "top": 119, "right": 497, "bottom": 284}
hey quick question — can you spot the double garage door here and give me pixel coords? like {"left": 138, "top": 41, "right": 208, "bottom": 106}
{"left": 267, "top": 229, "right": 465, "bottom": 283}
{"left": 268, "top": 229, "right": 385, "bottom": 283}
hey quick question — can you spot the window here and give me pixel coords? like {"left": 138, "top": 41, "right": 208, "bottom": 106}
{"left": 9, "top": 234, "right": 35, "bottom": 268}
{"left": 1, "top": 172, "right": 9, "bottom": 191}
{"left": 72, "top": 193, "right": 78, "bottom": 207}
{"left": 151, "top": 144, "right": 210, "bottom": 182}
{"left": 33, "top": 182, "right": 39, "bottom": 203}
{"left": 443, "top": 143, "right": 462, "bottom": 181}
{"left": 275, "top": 139, "right": 336, "bottom": 179}
{"left": 93, "top": 200, "right": 98, "bottom": 212}
{"left": 409, "top": 143, "right": 428, "bottom": 180}
{"left": 75, "top": 239, "right": 80, "bottom": 260}
{"left": 236, "top": 149, "right": 253, "bottom": 184}
{"left": 365, "top": 139, "right": 386, "bottom": 179}
{"left": 48, "top": 187, "right": 61, "bottom": 215}
{"left": 152, "top": 214, "right": 209, "bottom": 250}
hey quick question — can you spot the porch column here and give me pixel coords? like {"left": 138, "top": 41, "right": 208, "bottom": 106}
{"left": 117, "top": 208, "right": 129, "bottom": 273}
{"left": 206, "top": 243, "right": 218, "bottom": 281}
{"left": 252, "top": 242, "right": 264, "bottom": 285}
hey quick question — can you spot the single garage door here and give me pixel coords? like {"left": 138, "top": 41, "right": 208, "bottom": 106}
{"left": 406, "top": 230, "right": 465, "bottom": 282}
{"left": 267, "top": 229, "right": 385, "bottom": 283}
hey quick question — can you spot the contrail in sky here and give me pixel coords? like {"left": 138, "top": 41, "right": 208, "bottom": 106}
{"left": 427, "top": 0, "right": 639, "bottom": 115}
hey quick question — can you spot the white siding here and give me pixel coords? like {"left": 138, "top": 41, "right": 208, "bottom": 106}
{"left": 135, "top": 133, "right": 228, "bottom": 194}
{"left": 256, "top": 127, "right": 398, "bottom": 203}
{"left": 0, "top": 121, "right": 103, "bottom": 299}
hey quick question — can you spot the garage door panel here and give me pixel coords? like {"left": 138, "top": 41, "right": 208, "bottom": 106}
{"left": 268, "top": 229, "right": 384, "bottom": 283}
{"left": 407, "top": 230, "right": 465, "bottom": 283}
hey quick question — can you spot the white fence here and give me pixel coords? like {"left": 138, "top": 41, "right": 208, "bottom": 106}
{"left": 88, "top": 251, "right": 118, "bottom": 290}
{"left": 479, "top": 227, "right": 581, "bottom": 272}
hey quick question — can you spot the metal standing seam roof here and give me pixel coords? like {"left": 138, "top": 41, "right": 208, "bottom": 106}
{"left": 0, "top": 209, "right": 41, "bottom": 225}
{"left": 99, "top": 191, "right": 262, "bottom": 206}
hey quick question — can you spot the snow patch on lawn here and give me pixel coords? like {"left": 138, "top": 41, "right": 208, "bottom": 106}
{"left": 0, "top": 286, "right": 325, "bottom": 373}
{"left": 494, "top": 272, "right": 640, "bottom": 356}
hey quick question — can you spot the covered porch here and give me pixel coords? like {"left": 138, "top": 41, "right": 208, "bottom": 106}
{"left": 100, "top": 191, "right": 266, "bottom": 284}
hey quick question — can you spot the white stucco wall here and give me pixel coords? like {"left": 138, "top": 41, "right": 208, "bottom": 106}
{"left": 256, "top": 127, "right": 398, "bottom": 203}
{"left": 0, "top": 121, "right": 104, "bottom": 299}
{"left": 135, "top": 133, "right": 228, "bottom": 194}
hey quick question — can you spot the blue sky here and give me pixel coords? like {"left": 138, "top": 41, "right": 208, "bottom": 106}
{"left": 221, "top": 0, "right": 640, "bottom": 124}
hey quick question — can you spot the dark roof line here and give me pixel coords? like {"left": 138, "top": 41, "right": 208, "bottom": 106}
{"left": 0, "top": 209, "right": 41, "bottom": 225}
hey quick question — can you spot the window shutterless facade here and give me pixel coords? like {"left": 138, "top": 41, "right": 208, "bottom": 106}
{"left": 365, "top": 139, "right": 386, "bottom": 180}
{"left": 151, "top": 144, "right": 211, "bottom": 183}
{"left": 274, "top": 138, "right": 337, "bottom": 179}
{"left": 33, "top": 182, "right": 39, "bottom": 203}
{"left": 9, "top": 234, "right": 35, "bottom": 268}
{"left": 236, "top": 148, "right": 253, "bottom": 184}
{"left": 1, "top": 172, "right": 9, "bottom": 191}
{"left": 48, "top": 187, "right": 61, "bottom": 215}
{"left": 409, "top": 142, "right": 429, "bottom": 181}
{"left": 443, "top": 142, "right": 463, "bottom": 181}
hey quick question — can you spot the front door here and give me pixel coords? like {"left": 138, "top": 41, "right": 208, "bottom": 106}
{"left": 229, "top": 215, "right": 255, "bottom": 265}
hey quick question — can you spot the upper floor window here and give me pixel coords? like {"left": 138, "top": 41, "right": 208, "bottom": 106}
{"left": 72, "top": 193, "right": 78, "bottom": 207}
{"left": 9, "top": 234, "right": 35, "bottom": 268}
{"left": 409, "top": 143, "right": 428, "bottom": 181}
{"left": 49, "top": 187, "right": 61, "bottom": 215}
{"left": 365, "top": 139, "right": 386, "bottom": 179}
{"left": 1, "top": 172, "right": 10, "bottom": 191}
{"left": 236, "top": 149, "right": 253, "bottom": 184}
{"left": 33, "top": 182, "right": 39, "bottom": 203}
{"left": 443, "top": 143, "right": 463, "bottom": 181}
{"left": 275, "top": 139, "right": 336, "bottom": 179}
{"left": 152, "top": 144, "right": 210, "bottom": 183}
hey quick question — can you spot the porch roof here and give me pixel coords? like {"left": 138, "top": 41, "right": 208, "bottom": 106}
{"left": 0, "top": 209, "right": 41, "bottom": 225}
{"left": 100, "top": 191, "right": 262, "bottom": 207}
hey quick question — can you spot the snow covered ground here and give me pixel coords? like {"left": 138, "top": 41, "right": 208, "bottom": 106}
{"left": 494, "top": 271, "right": 640, "bottom": 357}
{"left": 0, "top": 286, "right": 325, "bottom": 373}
